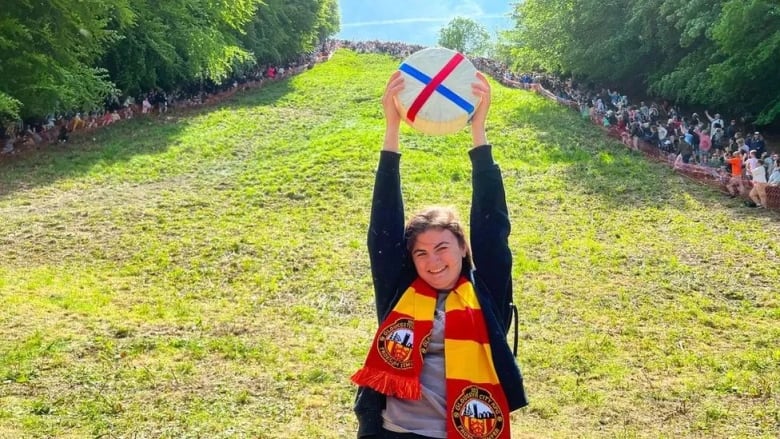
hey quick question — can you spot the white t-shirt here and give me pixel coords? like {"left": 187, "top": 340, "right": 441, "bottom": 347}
{"left": 752, "top": 164, "right": 767, "bottom": 183}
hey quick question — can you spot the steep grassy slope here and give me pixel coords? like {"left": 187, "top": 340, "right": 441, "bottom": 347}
{"left": 1, "top": 49, "right": 778, "bottom": 438}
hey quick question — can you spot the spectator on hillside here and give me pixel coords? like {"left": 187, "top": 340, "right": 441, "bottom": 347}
{"left": 725, "top": 119, "right": 738, "bottom": 140}
{"left": 737, "top": 138, "right": 749, "bottom": 155}
{"left": 657, "top": 123, "right": 668, "bottom": 143}
{"left": 724, "top": 150, "right": 744, "bottom": 197}
{"left": 747, "top": 132, "right": 766, "bottom": 157}
{"left": 748, "top": 153, "right": 769, "bottom": 207}
{"left": 678, "top": 135, "right": 693, "bottom": 163}
{"left": 155, "top": 90, "right": 168, "bottom": 114}
{"left": 650, "top": 104, "right": 661, "bottom": 123}
{"left": 44, "top": 115, "right": 56, "bottom": 130}
{"left": 1, "top": 130, "right": 13, "bottom": 154}
{"left": 746, "top": 150, "right": 761, "bottom": 175}
{"left": 711, "top": 126, "right": 726, "bottom": 150}
{"left": 639, "top": 101, "right": 649, "bottom": 119}
{"left": 768, "top": 157, "right": 780, "bottom": 186}
{"left": 71, "top": 113, "right": 86, "bottom": 131}
{"left": 25, "top": 125, "right": 42, "bottom": 145}
{"left": 685, "top": 125, "right": 700, "bottom": 157}
{"left": 644, "top": 124, "right": 660, "bottom": 147}
{"left": 705, "top": 110, "right": 724, "bottom": 130}
{"left": 57, "top": 124, "right": 69, "bottom": 143}
{"left": 100, "top": 111, "right": 114, "bottom": 126}
{"left": 629, "top": 121, "right": 643, "bottom": 151}
{"left": 86, "top": 113, "right": 99, "bottom": 129}
{"left": 766, "top": 152, "right": 778, "bottom": 177}
{"left": 699, "top": 129, "right": 712, "bottom": 163}
{"left": 141, "top": 97, "right": 152, "bottom": 114}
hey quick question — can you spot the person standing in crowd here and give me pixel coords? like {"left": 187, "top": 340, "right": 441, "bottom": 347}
{"left": 748, "top": 152, "right": 768, "bottom": 207}
{"left": 698, "top": 129, "right": 712, "bottom": 164}
{"left": 768, "top": 156, "right": 780, "bottom": 186}
{"left": 725, "top": 119, "right": 738, "bottom": 140}
{"left": 724, "top": 150, "right": 744, "bottom": 198}
{"left": 705, "top": 110, "right": 723, "bottom": 130}
{"left": 678, "top": 134, "right": 693, "bottom": 164}
{"left": 747, "top": 132, "right": 766, "bottom": 157}
{"left": 351, "top": 71, "right": 527, "bottom": 439}
{"left": 766, "top": 152, "right": 778, "bottom": 178}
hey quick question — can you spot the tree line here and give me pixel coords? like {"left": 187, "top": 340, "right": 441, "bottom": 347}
{"left": 494, "top": 0, "right": 779, "bottom": 127}
{"left": 0, "top": 0, "right": 339, "bottom": 123}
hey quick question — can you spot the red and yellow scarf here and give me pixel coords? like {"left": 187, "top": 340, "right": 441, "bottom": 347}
{"left": 351, "top": 276, "right": 511, "bottom": 439}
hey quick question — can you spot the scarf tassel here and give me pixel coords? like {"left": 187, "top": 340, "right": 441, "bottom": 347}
{"left": 351, "top": 367, "right": 421, "bottom": 400}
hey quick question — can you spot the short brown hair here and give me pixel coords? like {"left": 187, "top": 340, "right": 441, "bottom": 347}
{"left": 405, "top": 206, "right": 473, "bottom": 273}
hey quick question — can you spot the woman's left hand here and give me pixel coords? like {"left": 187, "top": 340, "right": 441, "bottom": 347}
{"left": 471, "top": 72, "right": 491, "bottom": 147}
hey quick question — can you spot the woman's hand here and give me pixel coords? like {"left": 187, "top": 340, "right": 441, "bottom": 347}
{"left": 471, "top": 71, "right": 491, "bottom": 147}
{"left": 382, "top": 71, "right": 404, "bottom": 152}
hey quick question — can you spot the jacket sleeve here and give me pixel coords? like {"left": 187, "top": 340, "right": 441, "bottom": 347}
{"left": 469, "top": 145, "right": 513, "bottom": 332}
{"left": 367, "top": 151, "right": 406, "bottom": 322}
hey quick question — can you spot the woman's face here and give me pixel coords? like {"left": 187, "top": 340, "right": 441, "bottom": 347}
{"left": 410, "top": 228, "right": 466, "bottom": 291}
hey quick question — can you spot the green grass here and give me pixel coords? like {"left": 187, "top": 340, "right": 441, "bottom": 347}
{"left": 1, "top": 49, "right": 779, "bottom": 438}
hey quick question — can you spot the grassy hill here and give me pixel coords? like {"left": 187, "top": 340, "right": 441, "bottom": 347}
{"left": 1, "top": 49, "right": 778, "bottom": 438}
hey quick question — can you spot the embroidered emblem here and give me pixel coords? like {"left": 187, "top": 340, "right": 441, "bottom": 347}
{"left": 420, "top": 332, "right": 432, "bottom": 355}
{"left": 452, "top": 386, "right": 505, "bottom": 439}
{"left": 377, "top": 318, "right": 414, "bottom": 369}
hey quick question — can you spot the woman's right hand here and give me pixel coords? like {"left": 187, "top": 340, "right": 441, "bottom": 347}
{"left": 382, "top": 71, "right": 404, "bottom": 152}
{"left": 382, "top": 71, "right": 404, "bottom": 127}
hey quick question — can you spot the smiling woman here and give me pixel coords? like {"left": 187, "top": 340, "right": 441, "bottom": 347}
{"left": 349, "top": 70, "right": 527, "bottom": 438}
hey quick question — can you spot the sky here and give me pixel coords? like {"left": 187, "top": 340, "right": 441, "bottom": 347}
{"left": 335, "top": 0, "right": 515, "bottom": 47}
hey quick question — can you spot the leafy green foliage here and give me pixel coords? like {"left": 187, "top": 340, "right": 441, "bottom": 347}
{"left": 437, "top": 16, "right": 492, "bottom": 57}
{"left": 502, "top": 0, "right": 780, "bottom": 125}
{"left": 708, "top": 0, "right": 780, "bottom": 124}
{"left": 0, "top": 1, "right": 340, "bottom": 119}
{"left": 239, "top": 0, "right": 339, "bottom": 65}
{"left": 101, "top": 0, "right": 261, "bottom": 96}
{"left": 0, "top": 92, "right": 22, "bottom": 125}
{"left": 0, "top": 0, "right": 120, "bottom": 119}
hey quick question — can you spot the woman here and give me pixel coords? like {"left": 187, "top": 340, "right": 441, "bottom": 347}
{"left": 351, "top": 71, "right": 527, "bottom": 438}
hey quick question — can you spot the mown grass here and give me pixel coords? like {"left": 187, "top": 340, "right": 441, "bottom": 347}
{"left": 1, "top": 49, "right": 778, "bottom": 438}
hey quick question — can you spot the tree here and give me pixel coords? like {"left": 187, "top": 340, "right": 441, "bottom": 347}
{"left": 101, "top": 0, "right": 261, "bottom": 97}
{"left": 0, "top": 1, "right": 342, "bottom": 121}
{"left": 500, "top": 0, "right": 780, "bottom": 126}
{"left": 437, "top": 17, "right": 492, "bottom": 57}
{"left": 0, "top": 0, "right": 122, "bottom": 121}
{"left": 239, "top": 0, "right": 340, "bottom": 65}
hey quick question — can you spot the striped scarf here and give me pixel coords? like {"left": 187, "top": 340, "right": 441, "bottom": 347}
{"left": 351, "top": 276, "right": 510, "bottom": 439}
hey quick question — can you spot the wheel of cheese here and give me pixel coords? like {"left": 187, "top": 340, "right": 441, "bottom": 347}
{"left": 394, "top": 47, "right": 480, "bottom": 136}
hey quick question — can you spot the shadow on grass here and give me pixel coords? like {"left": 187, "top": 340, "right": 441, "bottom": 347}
{"left": 0, "top": 80, "right": 294, "bottom": 199}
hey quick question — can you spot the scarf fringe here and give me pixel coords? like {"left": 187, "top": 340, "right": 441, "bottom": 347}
{"left": 351, "top": 367, "right": 421, "bottom": 400}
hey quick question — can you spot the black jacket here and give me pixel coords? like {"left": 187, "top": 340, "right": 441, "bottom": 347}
{"left": 354, "top": 145, "right": 528, "bottom": 438}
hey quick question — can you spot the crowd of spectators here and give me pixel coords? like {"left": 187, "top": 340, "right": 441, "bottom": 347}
{"left": 3, "top": 39, "right": 777, "bottom": 208}
{"left": 1, "top": 41, "right": 337, "bottom": 156}
{"left": 549, "top": 82, "right": 779, "bottom": 208}
{"left": 472, "top": 55, "right": 779, "bottom": 208}
{"left": 336, "top": 40, "right": 425, "bottom": 59}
